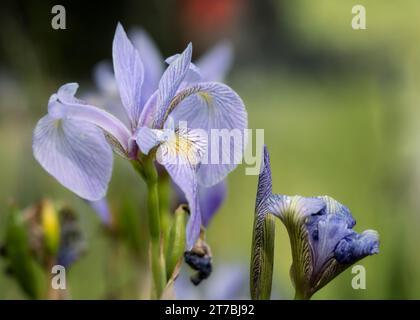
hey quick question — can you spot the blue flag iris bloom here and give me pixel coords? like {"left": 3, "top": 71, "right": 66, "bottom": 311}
{"left": 33, "top": 23, "right": 247, "bottom": 249}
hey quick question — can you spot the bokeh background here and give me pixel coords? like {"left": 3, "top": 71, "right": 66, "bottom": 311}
{"left": 0, "top": 0, "right": 419, "bottom": 299}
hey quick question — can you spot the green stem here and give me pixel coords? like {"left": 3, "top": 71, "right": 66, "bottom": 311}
{"left": 293, "top": 281, "right": 311, "bottom": 300}
{"left": 158, "top": 171, "right": 171, "bottom": 246}
{"left": 132, "top": 158, "right": 166, "bottom": 298}
{"left": 294, "top": 289, "right": 306, "bottom": 300}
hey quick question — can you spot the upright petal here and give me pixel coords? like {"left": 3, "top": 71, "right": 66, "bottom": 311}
{"left": 168, "top": 82, "right": 247, "bottom": 187}
{"left": 154, "top": 44, "right": 193, "bottom": 128}
{"left": 90, "top": 62, "right": 131, "bottom": 128}
{"left": 33, "top": 115, "right": 113, "bottom": 201}
{"left": 93, "top": 61, "right": 118, "bottom": 97}
{"left": 165, "top": 54, "right": 202, "bottom": 83}
{"left": 138, "top": 90, "right": 158, "bottom": 128}
{"left": 196, "top": 41, "right": 233, "bottom": 81}
{"left": 113, "top": 23, "right": 144, "bottom": 128}
{"left": 130, "top": 28, "right": 164, "bottom": 105}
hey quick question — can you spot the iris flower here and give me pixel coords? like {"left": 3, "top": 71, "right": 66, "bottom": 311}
{"left": 33, "top": 23, "right": 247, "bottom": 249}
{"left": 255, "top": 145, "right": 379, "bottom": 299}
{"left": 90, "top": 27, "right": 233, "bottom": 226}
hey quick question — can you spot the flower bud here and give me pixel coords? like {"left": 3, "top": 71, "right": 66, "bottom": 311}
{"left": 250, "top": 145, "right": 275, "bottom": 300}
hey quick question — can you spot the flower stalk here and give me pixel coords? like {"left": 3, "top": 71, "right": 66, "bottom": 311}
{"left": 132, "top": 157, "right": 167, "bottom": 298}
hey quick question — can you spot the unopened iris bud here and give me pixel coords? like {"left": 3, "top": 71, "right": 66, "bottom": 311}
{"left": 268, "top": 195, "right": 379, "bottom": 299}
{"left": 255, "top": 146, "right": 379, "bottom": 299}
{"left": 165, "top": 205, "right": 188, "bottom": 279}
{"left": 250, "top": 145, "right": 275, "bottom": 300}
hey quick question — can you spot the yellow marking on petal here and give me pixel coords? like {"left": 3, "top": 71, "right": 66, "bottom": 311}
{"left": 166, "top": 133, "right": 200, "bottom": 165}
{"left": 198, "top": 91, "right": 213, "bottom": 107}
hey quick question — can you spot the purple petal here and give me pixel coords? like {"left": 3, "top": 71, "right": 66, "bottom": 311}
{"left": 138, "top": 90, "right": 158, "bottom": 128}
{"left": 48, "top": 83, "right": 131, "bottom": 151}
{"left": 154, "top": 43, "right": 192, "bottom": 128}
{"left": 130, "top": 28, "right": 164, "bottom": 105}
{"left": 172, "top": 180, "right": 226, "bottom": 227}
{"left": 113, "top": 23, "right": 144, "bottom": 128}
{"left": 93, "top": 61, "right": 118, "bottom": 96}
{"left": 88, "top": 198, "right": 112, "bottom": 225}
{"left": 196, "top": 41, "right": 233, "bottom": 81}
{"left": 33, "top": 115, "right": 113, "bottom": 201}
{"left": 310, "top": 214, "right": 353, "bottom": 274}
{"left": 154, "top": 127, "right": 207, "bottom": 249}
{"left": 168, "top": 82, "right": 247, "bottom": 187}
{"left": 268, "top": 195, "right": 325, "bottom": 221}
{"left": 90, "top": 62, "right": 132, "bottom": 128}
{"left": 304, "top": 196, "right": 379, "bottom": 271}
{"left": 199, "top": 180, "right": 227, "bottom": 227}
{"left": 165, "top": 54, "right": 202, "bottom": 83}
{"left": 320, "top": 195, "right": 355, "bottom": 228}
{"left": 136, "top": 126, "right": 175, "bottom": 155}
{"left": 335, "top": 230, "right": 379, "bottom": 264}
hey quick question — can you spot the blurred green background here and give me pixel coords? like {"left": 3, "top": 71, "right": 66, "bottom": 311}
{"left": 0, "top": 0, "right": 419, "bottom": 299}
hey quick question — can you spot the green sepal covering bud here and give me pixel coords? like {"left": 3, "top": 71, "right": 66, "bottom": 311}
{"left": 165, "top": 205, "right": 188, "bottom": 279}
{"left": 250, "top": 211, "right": 275, "bottom": 300}
{"left": 250, "top": 145, "right": 275, "bottom": 300}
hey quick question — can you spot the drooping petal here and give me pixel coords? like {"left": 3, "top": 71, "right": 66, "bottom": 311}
{"left": 196, "top": 41, "right": 233, "bottom": 81}
{"left": 334, "top": 229, "right": 379, "bottom": 264}
{"left": 130, "top": 28, "right": 164, "bottom": 105}
{"left": 33, "top": 115, "right": 113, "bottom": 201}
{"left": 113, "top": 23, "right": 144, "bottom": 128}
{"left": 308, "top": 214, "right": 353, "bottom": 274}
{"left": 199, "top": 181, "right": 227, "bottom": 227}
{"left": 154, "top": 43, "right": 193, "bottom": 128}
{"left": 88, "top": 198, "right": 112, "bottom": 226}
{"left": 48, "top": 83, "right": 131, "bottom": 152}
{"left": 154, "top": 128, "right": 207, "bottom": 249}
{"left": 168, "top": 82, "right": 247, "bottom": 187}
{"left": 171, "top": 179, "right": 226, "bottom": 228}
